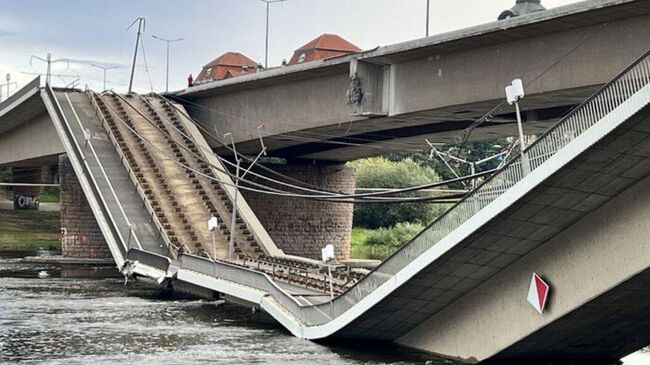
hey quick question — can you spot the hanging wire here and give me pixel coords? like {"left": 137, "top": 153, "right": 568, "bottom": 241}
{"left": 454, "top": 22, "right": 610, "bottom": 156}
{"left": 100, "top": 91, "right": 493, "bottom": 203}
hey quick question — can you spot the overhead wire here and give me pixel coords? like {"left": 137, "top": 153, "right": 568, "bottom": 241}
{"left": 453, "top": 22, "right": 610, "bottom": 156}
{"left": 100, "top": 91, "right": 494, "bottom": 203}
{"left": 130, "top": 92, "right": 485, "bottom": 202}
{"left": 162, "top": 94, "right": 462, "bottom": 196}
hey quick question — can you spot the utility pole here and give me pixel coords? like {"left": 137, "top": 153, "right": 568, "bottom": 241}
{"left": 90, "top": 64, "right": 119, "bottom": 91}
{"left": 152, "top": 35, "right": 184, "bottom": 93}
{"left": 127, "top": 17, "right": 146, "bottom": 94}
{"left": 260, "top": 0, "right": 286, "bottom": 69}
{"left": 30, "top": 53, "right": 69, "bottom": 85}
{"left": 426, "top": 0, "right": 430, "bottom": 37}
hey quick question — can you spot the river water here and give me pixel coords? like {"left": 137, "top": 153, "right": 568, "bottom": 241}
{"left": 0, "top": 251, "right": 648, "bottom": 365}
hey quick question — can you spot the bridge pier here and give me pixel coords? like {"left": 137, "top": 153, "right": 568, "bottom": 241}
{"left": 242, "top": 162, "right": 355, "bottom": 260}
{"left": 59, "top": 154, "right": 111, "bottom": 259}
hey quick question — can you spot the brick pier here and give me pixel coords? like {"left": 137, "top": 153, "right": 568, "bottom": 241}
{"left": 242, "top": 163, "right": 355, "bottom": 260}
{"left": 59, "top": 154, "right": 112, "bottom": 259}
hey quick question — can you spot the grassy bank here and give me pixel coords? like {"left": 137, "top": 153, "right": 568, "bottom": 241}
{"left": 0, "top": 210, "right": 61, "bottom": 251}
{"left": 351, "top": 227, "right": 393, "bottom": 260}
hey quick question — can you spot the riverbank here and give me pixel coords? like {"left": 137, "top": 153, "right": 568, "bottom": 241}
{"left": 0, "top": 209, "right": 60, "bottom": 251}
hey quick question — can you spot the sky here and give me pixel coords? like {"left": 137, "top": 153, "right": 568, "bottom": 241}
{"left": 0, "top": 0, "right": 583, "bottom": 96}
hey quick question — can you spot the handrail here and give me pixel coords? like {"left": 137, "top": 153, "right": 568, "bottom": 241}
{"left": 43, "top": 85, "right": 128, "bottom": 259}
{"left": 525, "top": 48, "right": 650, "bottom": 154}
{"left": 62, "top": 92, "right": 143, "bottom": 251}
{"left": 87, "top": 91, "right": 188, "bottom": 257}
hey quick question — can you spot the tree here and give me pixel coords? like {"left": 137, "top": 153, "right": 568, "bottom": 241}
{"left": 350, "top": 157, "right": 447, "bottom": 228}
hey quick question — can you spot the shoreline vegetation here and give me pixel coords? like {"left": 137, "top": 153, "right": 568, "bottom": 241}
{"left": 0, "top": 210, "right": 61, "bottom": 251}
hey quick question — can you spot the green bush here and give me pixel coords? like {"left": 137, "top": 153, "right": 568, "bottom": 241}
{"left": 364, "top": 222, "right": 424, "bottom": 248}
{"left": 350, "top": 157, "right": 447, "bottom": 228}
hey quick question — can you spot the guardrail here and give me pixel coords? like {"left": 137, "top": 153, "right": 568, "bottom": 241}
{"left": 128, "top": 248, "right": 172, "bottom": 273}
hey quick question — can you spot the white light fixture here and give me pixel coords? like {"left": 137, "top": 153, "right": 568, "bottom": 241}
{"left": 208, "top": 216, "right": 218, "bottom": 232}
{"left": 321, "top": 244, "right": 335, "bottom": 263}
{"left": 505, "top": 78, "right": 525, "bottom": 105}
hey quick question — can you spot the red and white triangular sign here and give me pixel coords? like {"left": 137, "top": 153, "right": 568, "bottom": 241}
{"left": 527, "top": 273, "right": 550, "bottom": 314}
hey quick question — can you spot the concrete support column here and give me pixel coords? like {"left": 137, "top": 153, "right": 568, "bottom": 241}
{"left": 11, "top": 166, "right": 43, "bottom": 210}
{"left": 59, "top": 154, "right": 111, "bottom": 259}
{"left": 242, "top": 163, "right": 355, "bottom": 260}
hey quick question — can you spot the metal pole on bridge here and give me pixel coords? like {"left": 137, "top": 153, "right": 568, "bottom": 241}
{"left": 152, "top": 35, "right": 184, "bottom": 93}
{"left": 261, "top": 0, "right": 287, "bottom": 69}
{"left": 127, "top": 17, "right": 146, "bottom": 94}
{"left": 506, "top": 78, "right": 531, "bottom": 175}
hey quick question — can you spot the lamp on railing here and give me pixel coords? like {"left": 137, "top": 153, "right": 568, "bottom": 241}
{"left": 321, "top": 243, "right": 335, "bottom": 305}
{"left": 505, "top": 78, "right": 531, "bottom": 175}
{"left": 208, "top": 216, "right": 218, "bottom": 261}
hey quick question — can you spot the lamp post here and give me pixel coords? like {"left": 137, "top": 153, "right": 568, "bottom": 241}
{"left": 426, "top": 0, "right": 430, "bottom": 37}
{"left": 152, "top": 35, "right": 184, "bottom": 93}
{"left": 208, "top": 216, "right": 218, "bottom": 260}
{"left": 321, "top": 243, "right": 335, "bottom": 306}
{"left": 90, "top": 64, "right": 119, "bottom": 91}
{"left": 505, "top": 78, "right": 530, "bottom": 174}
{"left": 260, "top": 0, "right": 287, "bottom": 69}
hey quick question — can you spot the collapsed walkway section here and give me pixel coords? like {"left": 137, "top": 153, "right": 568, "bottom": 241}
{"left": 35, "top": 46, "right": 650, "bottom": 363}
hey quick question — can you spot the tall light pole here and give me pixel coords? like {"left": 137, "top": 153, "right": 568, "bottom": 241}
{"left": 152, "top": 35, "right": 184, "bottom": 93}
{"left": 426, "top": 0, "right": 430, "bottom": 37}
{"left": 261, "top": 0, "right": 286, "bottom": 69}
{"left": 90, "top": 64, "right": 119, "bottom": 91}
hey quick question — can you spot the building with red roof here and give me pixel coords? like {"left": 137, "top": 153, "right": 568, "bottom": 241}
{"left": 288, "top": 34, "right": 361, "bottom": 65}
{"left": 195, "top": 52, "right": 259, "bottom": 83}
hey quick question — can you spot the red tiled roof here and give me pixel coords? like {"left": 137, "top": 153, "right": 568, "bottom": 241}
{"left": 205, "top": 52, "right": 257, "bottom": 68}
{"left": 289, "top": 34, "right": 361, "bottom": 65}
{"left": 196, "top": 52, "right": 258, "bottom": 82}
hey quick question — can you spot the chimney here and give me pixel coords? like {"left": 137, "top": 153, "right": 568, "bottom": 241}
{"left": 498, "top": 0, "right": 546, "bottom": 20}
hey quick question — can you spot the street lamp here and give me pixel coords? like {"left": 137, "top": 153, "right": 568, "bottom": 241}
{"left": 91, "top": 64, "right": 119, "bottom": 91}
{"left": 505, "top": 78, "right": 530, "bottom": 174}
{"left": 208, "top": 216, "right": 219, "bottom": 260}
{"left": 425, "top": 0, "right": 430, "bottom": 37}
{"left": 152, "top": 35, "right": 184, "bottom": 93}
{"left": 321, "top": 244, "right": 335, "bottom": 303}
{"left": 260, "top": 0, "right": 287, "bottom": 69}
